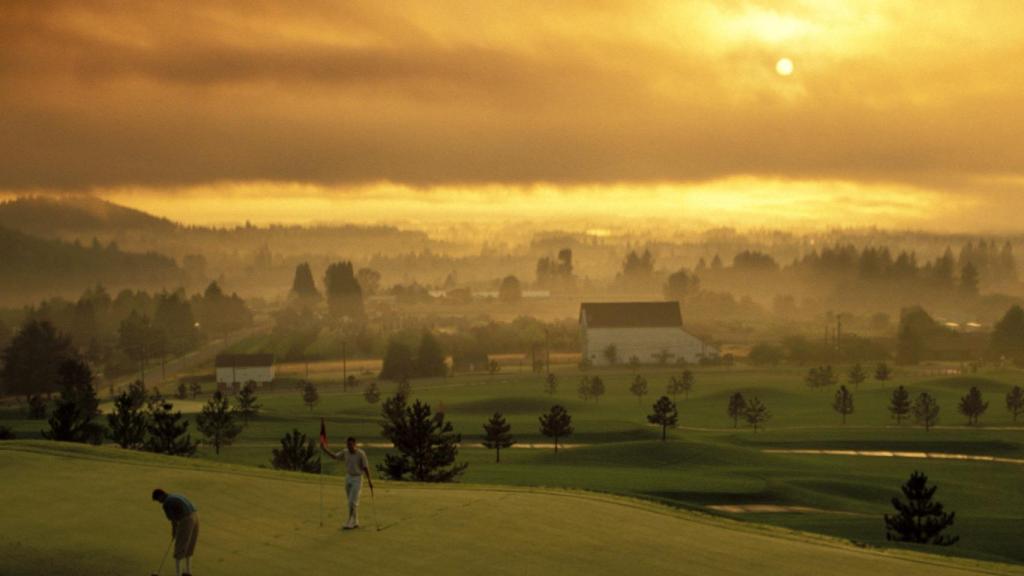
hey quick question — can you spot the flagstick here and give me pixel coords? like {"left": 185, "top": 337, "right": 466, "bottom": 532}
{"left": 319, "top": 454, "right": 324, "bottom": 527}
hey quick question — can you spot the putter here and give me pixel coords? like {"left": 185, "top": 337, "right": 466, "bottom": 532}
{"left": 152, "top": 537, "right": 173, "bottom": 576}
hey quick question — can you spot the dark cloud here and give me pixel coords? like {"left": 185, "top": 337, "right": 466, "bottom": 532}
{"left": 1, "top": 0, "right": 1023, "bottom": 194}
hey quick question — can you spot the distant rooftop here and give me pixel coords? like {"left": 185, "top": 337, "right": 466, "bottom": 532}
{"left": 215, "top": 353, "right": 274, "bottom": 368}
{"left": 579, "top": 301, "right": 682, "bottom": 328}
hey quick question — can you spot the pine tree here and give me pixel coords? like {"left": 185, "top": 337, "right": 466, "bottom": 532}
{"left": 589, "top": 376, "right": 605, "bottom": 403}
{"left": 176, "top": 382, "right": 188, "bottom": 399}
{"left": 378, "top": 396, "right": 468, "bottom": 481}
{"left": 875, "top": 362, "right": 892, "bottom": 383}
{"left": 363, "top": 381, "right": 381, "bottom": 404}
{"left": 144, "top": 402, "right": 198, "bottom": 456}
{"left": 1007, "top": 385, "right": 1024, "bottom": 422}
{"left": 482, "top": 411, "right": 516, "bottom": 462}
{"left": 271, "top": 428, "right": 320, "bottom": 473}
{"left": 957, "top": 386, "right": 988, "bottom": 425}
{"left": 727, "top": 392, "right": 746, "bottom": 428}
{"left": 380, "top": 340, "right": 415, "bottom": 382}
{"left": 301, "top": 380, "right": 319, "bottom": 411}
{"left": 543, "top": 372, "right": 558, "bottom": 395}
{"left": 884, "top": 471, "right": 959, "bottom": 546}
{"left": 832, "top": 385, "right": 855, "bottom": 424}
{"left": 196, "top": 391, "right": 243, "bottom": 455}
{"left": 889, "top": 385, "right": 911, "bottom": 425}
{"left": 235, "top": 382, "right": 261, "bottom": 424}
{"left": 647, "top": 396, "right": 678, "bottom": 441}
{"left": 107, "top": 389, "right": 148, "bottom": 448}
{"left": 913, "top": 392, "right": 940, "bottom": 431}
{"left": 744, "top": 396, "right": 771, "bottom": 431}
{"left": 630, "top": 374, "right": 649, "bottom": 406}
{"left": 848, "top": 363, "right": 867, "bottom": 387}
{"left": 539, "top": 404, "right": 574, "bottom": 453}
{"left": 289, "top": 262, "right": 321, "bottom": 302}
{"left": 42, "top": 358, "right": 104, "bottom": 445}
{"left": 416, "top": 331, "right": 448, "bottom": 378}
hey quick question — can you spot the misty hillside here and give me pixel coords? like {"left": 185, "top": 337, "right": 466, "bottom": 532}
{"left": 0, "top": 225, "right": 183, "bottom": 304}
{"left": 0, "top": 195, "right": 177, "bottom": 240}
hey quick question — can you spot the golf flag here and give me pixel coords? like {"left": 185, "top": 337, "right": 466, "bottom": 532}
{"left": 319, "top": 417, "right": 328, "bottom": 449}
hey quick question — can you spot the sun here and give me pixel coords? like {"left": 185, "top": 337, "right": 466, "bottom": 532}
{"left": 775, "top": 57, "right": 794, "bottom": 76}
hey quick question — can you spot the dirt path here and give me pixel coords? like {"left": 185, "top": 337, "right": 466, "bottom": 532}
{"left": 763, "top": 448, "right": 1024, "bottom": 466}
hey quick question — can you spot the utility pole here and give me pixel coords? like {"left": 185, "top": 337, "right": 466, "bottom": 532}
{"left": 342, "top": 341, "right": 347, "bottom": 385}
{"left": 836, "top": 315, "right": 843, "bottom": 357}
{"left": 545, "top": 328, "right": 551, "bottom": 376}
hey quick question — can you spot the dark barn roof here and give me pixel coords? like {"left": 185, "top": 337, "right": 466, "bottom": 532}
{"left": 215, "top": 353, "right": 275, "bottom": 368}
{"left": 579, "top": 302, "right": 683, "bottom": 329}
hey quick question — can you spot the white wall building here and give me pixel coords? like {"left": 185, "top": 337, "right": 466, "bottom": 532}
{"left": 215, "top": 353, "right": 275, "bottom": 386}
{"left": 579, "top": 302, "right": 712, "bottom": 366}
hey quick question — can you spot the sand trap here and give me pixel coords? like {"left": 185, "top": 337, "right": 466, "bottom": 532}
{"left": 707, "top": 504, "right": 861, "bottom": 515}
{"left": 763, "top": 448, "right": 1024, "bottom": 466}
{"left": 358, "top": 442, "right": 580, "bottom": 450}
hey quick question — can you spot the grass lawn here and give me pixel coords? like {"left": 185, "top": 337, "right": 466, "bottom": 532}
{"left": 4, "top": 365, "right": 1024, "bottom": 566}
{"left": 1, "top": 441, "right": 1021, "bottom": 576}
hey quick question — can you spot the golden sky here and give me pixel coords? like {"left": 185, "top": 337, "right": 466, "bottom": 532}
{"left": 2, "top": 1, "right": 1023, "bottom": 230}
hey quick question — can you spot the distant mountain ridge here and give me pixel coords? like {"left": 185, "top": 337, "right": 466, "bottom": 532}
{"left": 0, "top": 224, "right": 183, "bottom": 305}
{"left": 0, "top": 195, "right": 177, "bottom": 239}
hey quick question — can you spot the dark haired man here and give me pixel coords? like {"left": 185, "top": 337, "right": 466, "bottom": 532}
{"left": 152, "top": 488, "right": 199, "bottom": 575}
{"left": 322, "top": 436, "right": 374, "bottom": 529}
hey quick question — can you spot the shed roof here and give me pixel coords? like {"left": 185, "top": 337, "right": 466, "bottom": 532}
{"left": 579, "top": 301, "right": 682, "bottom": 328}
{"left": 215, "top": 353, "right": 275, "bottom": 368}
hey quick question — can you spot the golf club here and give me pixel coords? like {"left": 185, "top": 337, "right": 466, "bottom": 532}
{"left": 151, "top": 536, "right": 173, "bottom": 576}
{"left": 370, "top": 486, "right": 381, "bottom": 532}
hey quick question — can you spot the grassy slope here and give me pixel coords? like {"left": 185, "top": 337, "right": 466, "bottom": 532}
{"left": 1, "top": 441, "right": 1020, "bottom": 576}
{"left": 4, "top": 366, "right": 1024, "bottom": 565}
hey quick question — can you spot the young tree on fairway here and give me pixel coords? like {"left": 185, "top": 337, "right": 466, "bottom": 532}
{"left": 145, "top": 402, "right": 198, "bottom": 456}
{"left": 271, "top": 428, "right": 320, "bottom": 473}
{"left": 647, "top": 396, "right": 678, "bottom": 441}
{"left": 539, "top": 405, "right": 574, "bottom": 453}
{"left": 301, "top": 380, "right": 319, "bottom": 411}
{"left": 589, "top": 376, "right": 606, "bottom": 403}
{"left": 189, "top": 381, "right": 202, "bottom": 399}
{"left": 667, "top": 375, "right": 685, "bottom": 401}
{"left": 176, "top": 382, "right": 188, "bottom": 399}
{"left": 42, "top": 358, "right": 105, "bottom": 445}
{"left": 913, "top": 392, "right": 940, "bottom": 431}
{"left": 848, "top": 363, "right": 867, "bottom": 387}
{"left": 577, "top": 376, "right": 592, "bottom": 401}
{"left": 957, "top": 386, "right": 988, "bottom": 425}
{"left": 832, "top": 385, "right": 855, "bottom": 424}
{"left": 363, "top": 381, "right": 381, "bottom": 404}
{"left": 889, "top": 385, "right": 912, "bottom": 425}
{"left": 196, "top": 391, "right": 243, "bottom": 455}
{"left": 107, "top": 389, "right": 148, "bottom": 449}
{"left": 1007, "top": 385, "right": 1024, "bottom": 422}
{"left": 482, "top": 411, "right": 516, "bottom": 462}
{"left": 884, "top": 471, "right": 959, "bottom": 546}
{"left": 744, "top": 396, "right": 771, "bottom": 431}
{"left": 235, "top": 382, "right": 261, "bottom": 424}
{"left": 27, "top": 394, "right": 47, "bottom": 419}
{"left": 0, "top": 425, "right": 14, "bottom": 440}
{"left": 680, "top": 369, "right": 695, "bottom": 399}
{"left": 727, "top": 392, "right": 746, "bottom": 428}
{"left": 544, "top": 372, "right": 558, "bottom": 395}
{"left": 806, "top": 365, "right": 837, "bottom": 389}
{"left": 630, "top": 374, "right": 649, "bottom": 406}
{"left": 875, "top": 362, "right": 892, "bottom": 383}
{"left": 378, "top": 395, "right": 468, "bottom": 482}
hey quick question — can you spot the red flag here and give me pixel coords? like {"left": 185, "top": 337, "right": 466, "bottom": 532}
{"left": 319, "top": 417, "right": 328, "bottom": 449}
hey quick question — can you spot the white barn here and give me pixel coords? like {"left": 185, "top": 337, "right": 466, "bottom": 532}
{"left": 215, "top": 354, "right": 275, "bottom": 386}
{"left": 579, "top": 301, "right": 711, "bottom": 366}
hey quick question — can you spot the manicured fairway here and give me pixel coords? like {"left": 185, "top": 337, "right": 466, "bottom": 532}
{"left": 1, "top": 442, "right": 1021, "bottom": 576}
{"left": 4, "top": 366, "right": 1024, "bottom": 565}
